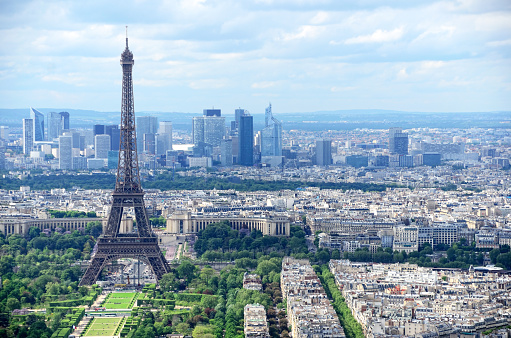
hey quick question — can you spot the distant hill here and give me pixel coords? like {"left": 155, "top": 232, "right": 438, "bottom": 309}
{"left": 1, "top": 108, "right": 509, "bottom": 131}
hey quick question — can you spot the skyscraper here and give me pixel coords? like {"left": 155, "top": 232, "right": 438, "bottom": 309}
{"left": 316, "top": 139, "right": 332, "bottom": 166}
{"left": 261, "top": 103, "right": 282, "bottom": 157}
{"left": 204, "top": 116, "right": 225, "bottom": 147}
{"left": 192, "top": 110, "right": 225, "bottom": 149}
{"left": 95, "top": 134, "right": 111, "bottom": 159}
{"left": 0, "top": 126, "right": 9, "bottom": 140}
{"left": 22, "top": 118, "right": 34, "bottom": 154}
{"left": 47, "top": 112, "right": 62, "bottom": 141}
{"left": 60, "top": 112, "right": 70, "bottom": 130}
{"left": 221, "top": 139, "right": 233, "bottom": 166}
{"left": 59, "top": 135, "right": 73, "bottom": 170}
{"left": 136, "top": 116, "right": 158, "bottom": 153}
{"left": 192, "top": 117, "right": 205, "bottom": 146}
{"left": 143, "top": 133, "right": 156, "bottom": 154}
{"left": 234, "top": 108, "right": 244, "bottom": 131}
{"left": 158, "top": 121, "right": 173, "bottom": 153}
{"left": 239, "top": 111, "right": 253, "bottom": 166}
{"left": 389, "top": 127, "right": 408, "bottom": 155}
{"left": 93, "top": 124, "right": 106, "bottom": 136}
{"left": 105, "top": 125, "right": 120, "bottom": 151}
{"left": 155, "top": 134, "right": 169, "bottom": 156}
{"left": 203, "top": 109, "right": 221, "bottom": 117}
{"left": 30, "top": 108, "right": 45, "bottom": 141}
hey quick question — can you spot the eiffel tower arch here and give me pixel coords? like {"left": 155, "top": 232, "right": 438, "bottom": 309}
{"left": 79, "top": 30, "right": 170, "bottom": 286}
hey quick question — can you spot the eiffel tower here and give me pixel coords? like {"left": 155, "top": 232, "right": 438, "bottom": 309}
{"left": 79, "top": 30, "right": 170, "bottom": 286}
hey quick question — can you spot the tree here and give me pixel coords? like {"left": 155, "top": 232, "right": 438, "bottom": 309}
{"left": 192, "top": 325, "right": 215, "bottom": 338}
{"left": 6, "top": 298, "right": 20, "bottom": 312}
{"left": 85, "top": 221, "right": 103, "bottom": 238}
{"left": 199, "top": 267, "right": 216, "bottom": 285}
{"left": 177, "top": 260, "right": 197, "bottom": 282}
{"left": 160, "top": 272, "right": 179, "bottom": 292}
{"left": 28, "top": 227, "right": 41, "bottom": 239}
{"left": 331, "top": 249, "right": 341, "bottom": 260}
{"left": 176, "top": 323, "right": 190, "bottom": 335}
{"left": 490, "top": 248, "right": 501, "bottom": 264}
{"left": 255, "top": 261, "right": 279, "bottom": 277}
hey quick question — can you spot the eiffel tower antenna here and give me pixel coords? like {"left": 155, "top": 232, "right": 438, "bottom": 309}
{"left": 79, "top": 30, "right": 170, "bottom": 286}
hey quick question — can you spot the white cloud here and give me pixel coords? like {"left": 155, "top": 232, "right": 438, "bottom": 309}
{"left": 488, "top": 39, "right": 511, "bottom": 47}
{"left": 345, "top": 27, "right": 404, "bottom": 44}
{"left": 0, "top": 0, "right": 509, "bottom": 112}
{"left": 252, "top": 81, "right": 277, "bottom": 89}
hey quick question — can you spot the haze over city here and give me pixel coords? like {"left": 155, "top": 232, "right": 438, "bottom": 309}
{"left": 1, "top": 0, "right": 510, "bottom": 114}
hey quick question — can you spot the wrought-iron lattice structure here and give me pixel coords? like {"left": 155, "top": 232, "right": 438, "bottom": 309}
{"left": 79, "top": 34, "right": 170, "bottom": 286}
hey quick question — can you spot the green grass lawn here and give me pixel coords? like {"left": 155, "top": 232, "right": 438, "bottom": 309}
{"left": 101, "top": 292, "right": 138, "bottom": 309}
{"left": 83, "top": 317, "right": 122, "bottom": 336}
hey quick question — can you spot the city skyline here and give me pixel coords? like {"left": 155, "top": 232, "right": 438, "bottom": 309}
{"left": 0, "top": 0, "right": 510, "bottom": 114}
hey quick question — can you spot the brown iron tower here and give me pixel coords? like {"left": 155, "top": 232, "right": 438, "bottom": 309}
{"left": 79, "top": 31, "right": 170, "bottom": 286}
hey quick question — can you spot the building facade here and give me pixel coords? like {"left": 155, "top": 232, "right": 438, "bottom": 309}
{"left": 389, "top": 127, "right": 408, "bottom": 155}
{"left": 95, "top": 134, "right": 111, "bottom": 159}
{"left": 261, "top": 103, "right": 282, "bottom": 157}
{"left": 316, "top": 139, "right": 332, "bottom": 166}
{"left": 22, "top": 118, "right": 34, "bottom": 155}
{"left": 239, "top": 113, "right": 254, "bottom": 166}
{"left": 58, "top": 135, "right": 73, "bottom": 170}
{"left": 166, "top": 211, "right": 290, "bottom": 236}
{"left": 30, "top": 108, "right": 45, "bottom": 141}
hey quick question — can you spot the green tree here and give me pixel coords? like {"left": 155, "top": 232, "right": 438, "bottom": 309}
{"left": 85, "top": 221, "right": 103, "bottom": 238}
{"left": 177, "top": 260, "right": 197, "bottom": 282}
{"left": 6, "top": 298, "right": 20, "bottom": 312}
{"left": 160, "top": 272, "right": 179, "bottom": 292}
{"left": 175, "top": 322, "right": 190, "bottom": 335}
{"left": 490, "top": 248, "right": 501, "bottom": 264}
{"left": 255, "top": 260, "right": 279, "bottom": 277}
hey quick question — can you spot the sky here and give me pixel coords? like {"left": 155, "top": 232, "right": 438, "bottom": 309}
{"left": 0, "top": 0, "right": 510, "bottom": 115}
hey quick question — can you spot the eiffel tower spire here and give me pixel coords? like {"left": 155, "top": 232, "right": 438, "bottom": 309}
{"left": 79, "top": 31, "right": 170, "bottom": 286}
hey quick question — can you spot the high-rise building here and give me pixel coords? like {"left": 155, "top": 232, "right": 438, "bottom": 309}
{"left": 0, "top": 126, "right": 8, "bottom": 140}
{"left": 0, "top": 140, "right": 6, "bottom": 170}
{"left": 60, "top": 112, "right": 70, "bottom": 130}
{"left": 22, "top": 118, "right": 34, "bottom": 154}
{"left": 192, "top": 110, "right": 225, "bottom": 150}
{"left": 72, "top": 157, "right": 87, "bottom": 170}
{"left": 59, "top": 135, "right": 73, "bottom": 170}
{"left": 155, "top": 134, "right": 169, "bottom": 156}
{"left": 316, "top": 139, "right": 332, "bottom": 166}
{"left": 234, "top": 108, "right": 245, "bottom": 131}
{"left": 239, "top": 112, "right": 253, "bottom": 166}
{"left": 69, "top": 132, "right": 82, "bottom": 151}
{"left": 136, "top": 116, "right": 158, "bottom": 153}
{"left": 192, "top": 117, "right": 205, "bottom": 146}
{"left": 105, "top": 125, "right": 120, "bottom": 151}
{"left": 221, "top": 139, "right": 233, "bottom": 166}
{"left": 93, "top": 124, "right": 105, "bottom": 136}
{"left": 158, "top": 121, "right": 173, "bottom": 152}
{"left": 261, "top": 103, "right": 282, "bottom": 157}
{"left": 203, "top": 109, "right": 221, "bottom": 117}
{"left": 204, "top": 116, "right": 225, "bottom": 147}
{"left": 143, "top": 133, "right": 156, "bottom": 154}
{"left": 95, "top": 134, "right": 111, "bottom": 159}
{"left": 30, "top": 108, "right": 45, "bottom": 141}
{"left": 389, "top": 127, "right": 408, "bottom": 155}
{"left": 47, "top": 112, "right": 62, "bottom": 141}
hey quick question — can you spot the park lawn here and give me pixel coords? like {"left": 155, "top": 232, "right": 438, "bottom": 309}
{"left": 101, "top": 292, "right": 139, "bottom": 309}
{"left": 83, "top": 317, "right": 122, "bottom": 336}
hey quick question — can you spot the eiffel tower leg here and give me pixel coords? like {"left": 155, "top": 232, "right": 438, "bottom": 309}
{"left": 147, "top": 250, "right": 171, "bottom": 280}
{"left": 79, "top": 256, "right": 108, "bottom": 286}
{"left": 134, "top": 204, "right": 150, "bottom": 237}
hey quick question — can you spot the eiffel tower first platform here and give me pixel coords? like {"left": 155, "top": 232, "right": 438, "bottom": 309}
{"left": 79, "top": 32, "right": 171, "bottom": 286}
